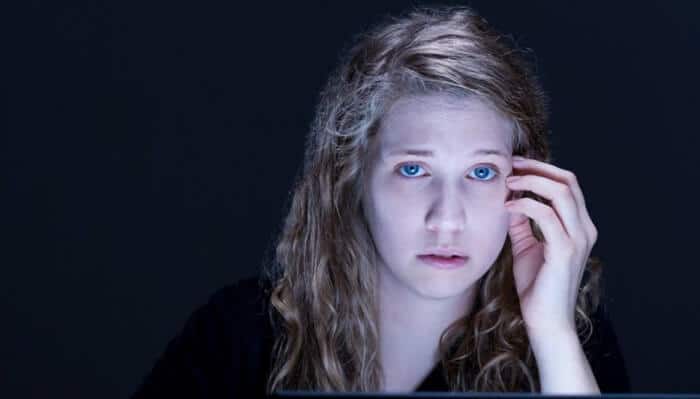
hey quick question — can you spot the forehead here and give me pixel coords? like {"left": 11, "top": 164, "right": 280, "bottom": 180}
{"left": 376, "top": 94, "right": 514, "bottom": 156}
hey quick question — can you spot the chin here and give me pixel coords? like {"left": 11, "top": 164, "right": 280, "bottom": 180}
{"left": 411, "top": 277, "right": 475, "bottom": 301}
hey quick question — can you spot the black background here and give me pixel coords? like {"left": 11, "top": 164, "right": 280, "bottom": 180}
{"left": 3, "top": 1, "right": 699, "bottom": 397}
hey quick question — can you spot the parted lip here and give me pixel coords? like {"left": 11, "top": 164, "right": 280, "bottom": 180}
{"left": 420, "top": 248, "right": 468, "bottom": 258}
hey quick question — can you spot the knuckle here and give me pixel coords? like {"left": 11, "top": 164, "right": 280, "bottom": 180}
{"left": 590, "top": 225, "right": 599, "bottom": 242}
{"left": 565, "top": 170, "right": 578, "bottom": 184}
{"left": 558, "top": 183, "right": 571, "bottom": 197}
{"left": 575, "top": 236, "right": 589, "bottom": 250}
{"left": 544, "top": 205, "right": 557, "bottom": 220}
{"left": 523, "top": 197, "right": 537, "bottom": 207}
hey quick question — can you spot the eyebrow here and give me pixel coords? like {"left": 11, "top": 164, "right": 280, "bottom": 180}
{"left": 384, "top": 148, "right": 510, "bottom": 159}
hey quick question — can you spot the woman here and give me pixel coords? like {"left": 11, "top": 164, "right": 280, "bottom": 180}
{"left": 132, "top": 5, "right": 629, "bottom": 397}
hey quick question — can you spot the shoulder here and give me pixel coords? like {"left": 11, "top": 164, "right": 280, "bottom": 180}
{"left": 204, "top": 274, "right": 276, "bottom": 370}
{"left": 131, "top": 275, "right": 275, "bottom": 398}
{"left": 581, "top": 302, "right": 631, "bottom": 393}
{"left": 171, "top": 274, "right": 273, "bottom": 351}
{"left": 207, "top": 274, "right": 272, "bottom": 324}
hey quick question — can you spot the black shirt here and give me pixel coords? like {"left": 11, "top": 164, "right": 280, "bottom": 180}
{"left": 130, "top": 276, "right": 631, "bottom": 398}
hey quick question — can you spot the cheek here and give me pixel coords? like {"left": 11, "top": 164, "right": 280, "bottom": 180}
{"left": 370, "top": 174, "right": 420, "bottom": 212}
{"left": 369, "top": 188, "right": 420, "bottom": 232}
{"left": 473, "top": 183, "right": 511, "bottom": 215}
{"left": 364, "top": 185, "right": 421, "bottom": 249}
{"left": 373, "top": 179, "right": 509, "bottom": 215}
{"left": 476, "top": 194, "right": 511, "bottom": 222}
{"left": 467, "top": 195, "right": 512, "bottom": 243}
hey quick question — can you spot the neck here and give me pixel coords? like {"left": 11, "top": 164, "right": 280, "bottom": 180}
{"left": 377, "top": 266, "right": 479, "bottom": 363}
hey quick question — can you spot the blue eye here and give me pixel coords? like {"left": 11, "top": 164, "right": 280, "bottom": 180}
{"left": 469, "top": 166, "right": 499, "bottom": 181}
{"left": 398, "top": 164, "right": 425, "bottom": 177}
{"left": 396, "top": 163, "right": 499, "bottom": 181}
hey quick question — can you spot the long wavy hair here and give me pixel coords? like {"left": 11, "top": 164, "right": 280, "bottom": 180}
{"left": 263, "top": 5, "right": 603, "bottom": 393}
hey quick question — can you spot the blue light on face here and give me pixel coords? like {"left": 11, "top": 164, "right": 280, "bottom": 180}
{"left": 398, "top": 164, "right": 498, "bottom": 181}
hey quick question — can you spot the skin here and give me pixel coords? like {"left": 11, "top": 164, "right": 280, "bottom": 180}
{"left": 362, "top": 94, "right": 515, "bottom": 391}
{"left": 361, "top": 93, "right": 600, "bottom": 393}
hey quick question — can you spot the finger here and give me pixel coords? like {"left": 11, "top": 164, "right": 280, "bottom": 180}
{"left": 506, "top": 174, "right": 585, "bottom": 243}
{"left": 511, "top": 157, "right": 597, "bottom": 241}
{"left": 505, "top": 197, "right": 574, "bottom": 258}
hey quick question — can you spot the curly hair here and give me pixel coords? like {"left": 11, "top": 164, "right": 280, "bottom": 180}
{"left": 263, "top": 4, "right": 603, "bottom": 393}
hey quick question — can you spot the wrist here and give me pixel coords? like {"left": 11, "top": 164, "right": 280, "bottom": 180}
{"left": 524, "top": 318, "right": 577, "bottom": 340}
{"left": 525, "top": 327, "right": 600, "bottom": 394}
{"left": 526, "top": 324, "right": 580, "bottom": 351}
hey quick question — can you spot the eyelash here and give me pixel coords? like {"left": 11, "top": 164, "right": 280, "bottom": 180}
{"left": 395, "top": 162, "right": 501, "bottom": 182}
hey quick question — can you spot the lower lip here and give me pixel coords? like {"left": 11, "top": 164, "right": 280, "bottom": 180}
{"left": 418, "top": 255, "right": 468, "bottom": 269}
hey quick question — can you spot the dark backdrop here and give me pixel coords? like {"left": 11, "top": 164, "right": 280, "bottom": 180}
{"left": 3, "top": 1, "right": 699, "bottom": 398}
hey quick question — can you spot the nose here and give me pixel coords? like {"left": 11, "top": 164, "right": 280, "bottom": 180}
{"left": 425, "top": 182, "right": 466, "bottom": 235}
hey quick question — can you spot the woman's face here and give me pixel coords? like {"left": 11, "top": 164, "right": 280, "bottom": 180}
{"left": 362, "top": 94, "right": 514, "bottom": 301}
